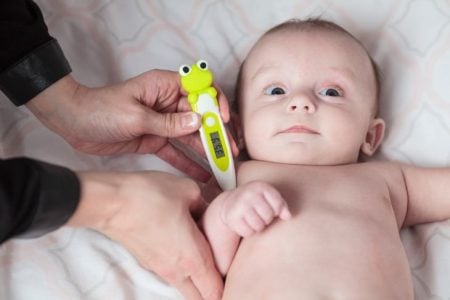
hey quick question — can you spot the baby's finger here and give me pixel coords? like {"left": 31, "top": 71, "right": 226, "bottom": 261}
{"left": 279, "top": 205, "right": 292, "bottom": 220}
{"left": 244, "top": 208, "right": 266, "bottom": 232}
{"left": 254, "top": 200, "right": 276, "bottom": 225}
{"left": 263, "top": 186, "right": 289, "bottom": 216}
{"left": 230, "top": 218, "right": 255, "bottom": 237}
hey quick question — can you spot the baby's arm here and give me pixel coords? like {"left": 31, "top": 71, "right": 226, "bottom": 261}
{"left": 393, "top": 164, "right": 450, "bottom": 226}
{"left": 201, "top": 181, "right": 291, "bottom": 275}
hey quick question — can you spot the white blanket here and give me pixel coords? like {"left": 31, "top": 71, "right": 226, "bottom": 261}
{"left": 1, "top": 0, "right": 450, "bottom": 299}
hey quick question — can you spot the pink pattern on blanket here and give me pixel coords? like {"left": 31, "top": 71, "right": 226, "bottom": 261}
{"left": 1, "top": 0, "right": 450, "bottom": 299}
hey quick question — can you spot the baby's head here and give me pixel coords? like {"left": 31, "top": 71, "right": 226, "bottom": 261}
{"left": 236, "top": 18, "right": 385, "bottom": 165}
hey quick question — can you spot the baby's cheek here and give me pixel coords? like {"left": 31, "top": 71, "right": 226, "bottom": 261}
{"left": 242, "top": 111, "right": 278, "bottom": 159}
{"left": 243, "top": 134, "right": 263, "bottom": 159}
{"left": 330, "top": 132, "right": 366, "bottom": 163}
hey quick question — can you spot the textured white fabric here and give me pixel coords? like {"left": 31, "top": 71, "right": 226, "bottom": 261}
{"left": 1, "top": 0, "right": 450, "bottom": 299}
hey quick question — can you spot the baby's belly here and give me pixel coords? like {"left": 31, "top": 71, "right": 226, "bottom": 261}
{"left": 223, "top": 208, "right": 414, "bottom": 300}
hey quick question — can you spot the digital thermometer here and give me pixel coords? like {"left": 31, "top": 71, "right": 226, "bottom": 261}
{"left": 179, "top": 60, "right": 236, "bottom": 190}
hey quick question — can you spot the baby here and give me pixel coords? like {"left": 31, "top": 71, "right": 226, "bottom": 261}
{"left": 201, "top": 19, "right": 450, "bottom": 299}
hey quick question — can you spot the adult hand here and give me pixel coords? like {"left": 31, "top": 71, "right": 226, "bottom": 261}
{"left": 26, "top": 71, "right": 236, "bottom": 182}
{"left": 68, "top": 170, "right": 223, "bottom": 300}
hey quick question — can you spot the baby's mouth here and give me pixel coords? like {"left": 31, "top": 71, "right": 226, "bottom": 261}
{"left": 280, "top": 125, "right": 319, "bottom": 135}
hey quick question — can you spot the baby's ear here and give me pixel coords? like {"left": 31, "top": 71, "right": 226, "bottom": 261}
{"left": 361, "top": 118, "right": 385, "bottom": 156}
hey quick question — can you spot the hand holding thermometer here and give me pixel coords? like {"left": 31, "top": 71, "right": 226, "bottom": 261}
{"left": 179, "top": 60, "right": 236, "bottom": 190}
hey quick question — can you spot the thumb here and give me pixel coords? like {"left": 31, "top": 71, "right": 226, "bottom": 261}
{"left": 146, "top": 111, "right": 201, "bottom": 137}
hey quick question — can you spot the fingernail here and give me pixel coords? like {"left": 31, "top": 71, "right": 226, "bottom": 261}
{"left": 182, "top": 112, "right": 199, "bottom": 129}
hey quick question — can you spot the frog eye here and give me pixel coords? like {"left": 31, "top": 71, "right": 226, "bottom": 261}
{"left": 179, "top": 65, "right": 191, "bottom": 76}
{"left": 196, "top": 60, "right": 208, "bottom": 70}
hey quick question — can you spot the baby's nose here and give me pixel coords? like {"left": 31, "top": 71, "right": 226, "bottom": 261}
{"left": 289, "top": 103, "right": 313, "bottom": 112}
{"left": 288, "top": 93, "right": 316, "bottom": 113}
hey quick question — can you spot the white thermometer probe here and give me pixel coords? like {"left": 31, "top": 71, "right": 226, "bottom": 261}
{"left": 179, "top": 60, "right": 236, "bottom": 190}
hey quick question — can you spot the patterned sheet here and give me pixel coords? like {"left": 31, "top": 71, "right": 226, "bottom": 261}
{"left": 1, "top": 0, "right": 450, "bottom": 299}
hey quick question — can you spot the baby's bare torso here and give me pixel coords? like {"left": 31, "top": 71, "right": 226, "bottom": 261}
{"left": 223, "top": 161, "right": 413, "bottom": 300}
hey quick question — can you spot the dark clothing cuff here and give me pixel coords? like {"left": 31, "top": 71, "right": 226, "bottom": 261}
{"left": 0, "top": 39, "right": 72, "bottom": 106}
{"left": 0, "top": 158, "right": 80, "bottom": 243}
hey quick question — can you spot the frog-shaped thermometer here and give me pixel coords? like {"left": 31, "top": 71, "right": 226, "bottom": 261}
{"left": 179, "top": 60, "right": 236, "bottom": 190}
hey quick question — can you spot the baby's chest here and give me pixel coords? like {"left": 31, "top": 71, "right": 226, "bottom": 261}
{"left": 238, "top": 162, "right": 401, "bottom": 227}
{"left": 261, "top": 175, "right": 401, "bottom": 257}
{"left": 280, "top": 171, "right": 389, "bottom": 210}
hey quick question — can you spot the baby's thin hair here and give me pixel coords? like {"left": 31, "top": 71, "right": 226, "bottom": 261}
{"left": 265, "top": 17, "right": 348, "bottom": 35}
{"left": 235, "top": 18, "right": 381, "bottom": 116}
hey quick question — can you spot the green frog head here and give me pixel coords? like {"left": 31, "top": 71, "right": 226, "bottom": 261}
{"left": 179, "top": 60, "right": 213, "bottom": 94}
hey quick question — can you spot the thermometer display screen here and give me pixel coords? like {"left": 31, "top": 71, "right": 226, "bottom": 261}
{"left": 210, "top": 132, "right": 225, "bottom": 159}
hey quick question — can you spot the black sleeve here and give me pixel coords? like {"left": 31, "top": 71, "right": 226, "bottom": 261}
{"left": 0, "top": 0, "right": 71, "bottom": 106}
{"left": 0, "top": 158, "right": 81, "bottom": 244}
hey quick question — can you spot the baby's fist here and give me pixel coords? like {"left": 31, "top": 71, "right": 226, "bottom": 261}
{"left": 221, "top": 181, "right": 291, "bottom": 237}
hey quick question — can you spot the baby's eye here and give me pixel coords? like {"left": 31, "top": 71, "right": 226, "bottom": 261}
{"left": 264, "top": 86, "right": 286, "bottom": 95}
{"left": 319, "top": 88, "right": 342, "bottom": 97}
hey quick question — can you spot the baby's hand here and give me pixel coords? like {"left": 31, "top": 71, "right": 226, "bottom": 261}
{"left": 220, "top": 181, "right": 291, "bottom": 237}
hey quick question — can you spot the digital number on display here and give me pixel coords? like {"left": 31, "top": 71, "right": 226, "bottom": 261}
{"left": 210, "top": 131, "right": 225, "bottom": 158}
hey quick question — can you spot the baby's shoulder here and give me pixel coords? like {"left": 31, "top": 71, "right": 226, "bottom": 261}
{"left": 355, "top": 161, "right": 407, "bottom": 192}
{"left": 355, "top": 160, "right": 403, "bottom": 176}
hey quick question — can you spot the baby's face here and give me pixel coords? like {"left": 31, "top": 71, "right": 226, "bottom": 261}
{"left": 240, "top": 29, "right": 380, "bottom": 165}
